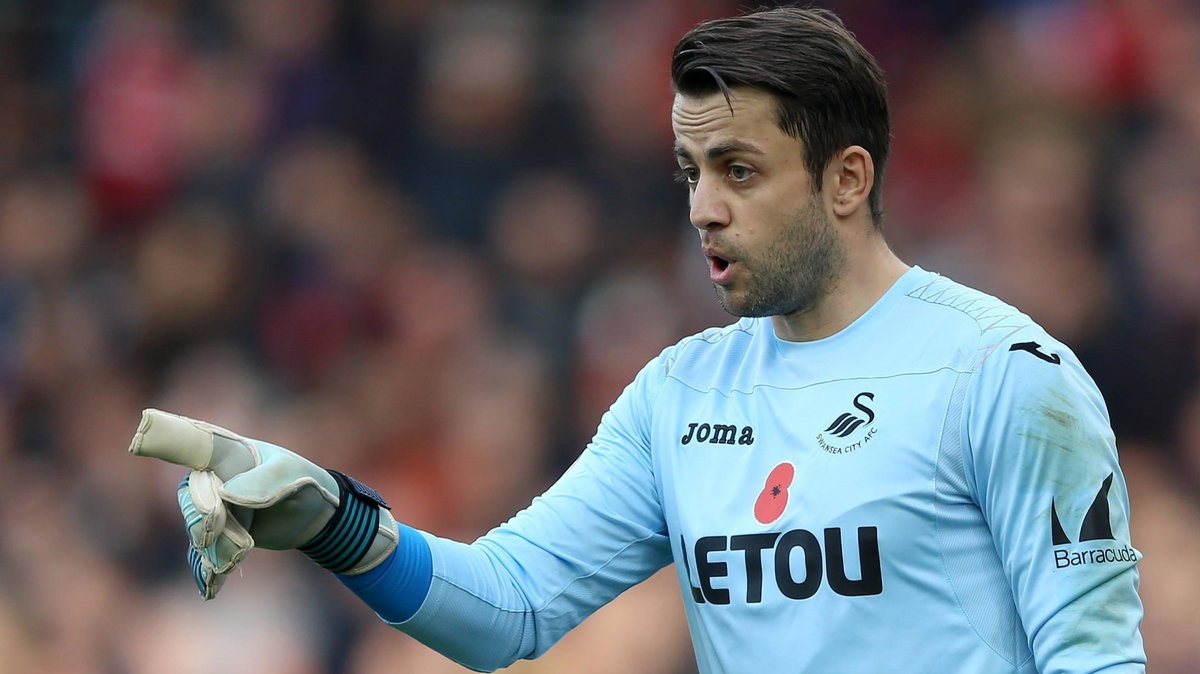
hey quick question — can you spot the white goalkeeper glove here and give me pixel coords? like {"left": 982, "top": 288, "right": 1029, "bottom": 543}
{"left": 130, "top": 409, "right": 398, "bottom": 599}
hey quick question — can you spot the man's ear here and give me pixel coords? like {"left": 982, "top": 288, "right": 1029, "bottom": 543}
{"left": 828, "top": 145, "right": 874, "bottom": 218}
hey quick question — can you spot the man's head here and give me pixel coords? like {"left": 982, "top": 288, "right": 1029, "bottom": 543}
{"left": 670, "top": 7, "right": 889, "bottom": 320}
{"left": 671, "top": 7, "right": 889, "bottom": 226}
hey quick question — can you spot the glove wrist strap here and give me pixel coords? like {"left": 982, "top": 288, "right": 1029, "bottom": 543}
{"left": 299, "top": 469, "right": 390, "bottom": 574}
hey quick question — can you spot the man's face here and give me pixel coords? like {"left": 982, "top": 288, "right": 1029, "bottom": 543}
{"left": 672, "top": 87, "right": 844, "bottom": 318}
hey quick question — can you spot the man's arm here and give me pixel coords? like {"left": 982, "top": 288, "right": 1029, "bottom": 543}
{"left": 132, "top": 353, "right": 674, "bottom": 673}
{"left": 344, "top": 353, "right": 674, "bottom": 671}
{"left": 964, "top": 331, "right": 1145, "bottom": 673}
{"left": 340, "top": 353, "right": 674, "bottom": 671}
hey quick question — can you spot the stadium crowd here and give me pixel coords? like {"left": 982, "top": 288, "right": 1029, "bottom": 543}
{"left": 0, "top": 0, "right": 1197, "bottom": 671}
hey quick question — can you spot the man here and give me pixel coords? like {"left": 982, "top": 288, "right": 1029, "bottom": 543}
{"left": 130, "top": 7, "right": 1145, "bottom": 673}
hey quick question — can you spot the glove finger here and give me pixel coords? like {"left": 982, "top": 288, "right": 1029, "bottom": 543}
{"left": 180, "top": 471, "right": 226, "bottom": 549}
{"left": 180, "top": 472, "right": 255, "bottom": 571}
{"left": 188, "top": 545, "right": 228, "bottom": 600}
{"left": 130, "top": 409, "right": 259, "bottom": 480}
{"left": 206, "top": 514, "right": 254, "bottom": 573}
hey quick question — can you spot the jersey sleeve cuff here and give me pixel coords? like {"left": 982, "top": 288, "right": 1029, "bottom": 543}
{"left": 337, "top": 522, "right": 433, "bottom": 623}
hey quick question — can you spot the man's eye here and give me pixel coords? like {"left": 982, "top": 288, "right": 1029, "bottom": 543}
{"left": 729, "top": 165, "right": 754, "bottom": 181}
{"left": 674, "top": 167, "right": 699, "bottom": 185}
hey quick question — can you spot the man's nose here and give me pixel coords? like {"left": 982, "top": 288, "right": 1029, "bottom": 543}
{"left": 689, "top": 176, "right": 731, "bottom": 230}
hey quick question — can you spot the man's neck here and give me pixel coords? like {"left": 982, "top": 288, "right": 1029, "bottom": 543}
{"left": 771, "top": 237, "right": 909, "bottom": 342}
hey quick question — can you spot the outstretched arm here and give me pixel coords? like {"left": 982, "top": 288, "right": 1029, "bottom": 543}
{"left": 129, "top": 354, "right": 674, "bottom": 672}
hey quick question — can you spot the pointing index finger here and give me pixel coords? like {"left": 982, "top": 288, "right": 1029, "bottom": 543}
{"left": 129, "top": 409, "right": 217, "bottom": 469}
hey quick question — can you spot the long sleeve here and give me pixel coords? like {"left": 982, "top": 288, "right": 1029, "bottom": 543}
{"left": 963, "top": 331, "right": 1145, "bottom": 673}
{"left": 346, "top": 354, "right": 674, "bottom": 672}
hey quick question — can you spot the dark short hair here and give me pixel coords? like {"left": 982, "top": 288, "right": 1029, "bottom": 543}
{"left": 672, "top": 7, "right": 890, "bottom": 226}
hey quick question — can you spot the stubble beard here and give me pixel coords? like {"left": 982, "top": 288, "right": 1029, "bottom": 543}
{"left": 715, "top": 197, "right": 846, "bottom": 318}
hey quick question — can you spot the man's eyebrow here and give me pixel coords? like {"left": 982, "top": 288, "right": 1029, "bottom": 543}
{"left": 673, "top": 141, "right": 764, "bottom": 162}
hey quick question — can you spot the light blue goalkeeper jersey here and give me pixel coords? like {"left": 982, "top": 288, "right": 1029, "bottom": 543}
{"left": 345, "top": 266, "right": 1145, "bottom": 673}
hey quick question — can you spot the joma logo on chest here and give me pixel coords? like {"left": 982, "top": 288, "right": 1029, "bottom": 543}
{"left": 681, "top": 422, "right": 755, "bottom": 446}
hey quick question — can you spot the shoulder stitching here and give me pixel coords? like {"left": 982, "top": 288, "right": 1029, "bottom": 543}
{"left": 906, "top": 277, "right": 1033, "bottom": 370}
{"left": 662, "top": 321, "right": 756, "bottom": 371}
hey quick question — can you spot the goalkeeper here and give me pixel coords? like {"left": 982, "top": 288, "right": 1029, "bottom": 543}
{"left": 130, "top": 7, "right": 1145, "bottom": 673}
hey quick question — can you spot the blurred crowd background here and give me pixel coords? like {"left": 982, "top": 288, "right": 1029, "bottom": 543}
{"left": 1, "top": 0, "right": 1198, "bottom": 672}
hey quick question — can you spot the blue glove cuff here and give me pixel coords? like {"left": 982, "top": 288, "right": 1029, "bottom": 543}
{"left": 299, "top": 469, "right": 390, "bottom": 573}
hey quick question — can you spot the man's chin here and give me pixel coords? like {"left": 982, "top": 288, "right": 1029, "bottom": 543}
{"left": 715, "top": 287, "right": 772, "bottom": 318}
